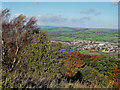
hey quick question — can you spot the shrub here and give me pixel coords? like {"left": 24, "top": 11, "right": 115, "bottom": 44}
{"left": 63, "top": 51, "right": 102, "bottom": 78}
{"left": 2, "top": 8, "right": 40, "bottom": 72}
{"left": 107, "top": 62, "right": 120, "bottom": 88}
{"left": 89, "top": 55, "right": 119, "bottom": 75}
{"left": 3, "top": 32, "right": 66, "bottom": 88}
{"left": 80, "top": 66, "right": 112, "bottom": 88}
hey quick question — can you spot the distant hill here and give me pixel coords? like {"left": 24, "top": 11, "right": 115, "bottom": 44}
{"left": 40, "top": 26, "right": 118, "bottom": 43}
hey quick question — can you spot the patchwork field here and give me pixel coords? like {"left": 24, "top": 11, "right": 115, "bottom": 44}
{"left": 41, "top": 27, "right": 118, "bottom": 43}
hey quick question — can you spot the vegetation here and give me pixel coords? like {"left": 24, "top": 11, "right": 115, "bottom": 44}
{"left": 1, "top": 9, "right": 119, "bottom": 89}
{"left": 2, "top": 32, "right": 66, "bottom": 88}
{"left": 107, "top": 62, "right": 120, "bottom": 88}
{"left": 2, "top": 8, "right": 40, "bottom": 72}
{"left": 88, "top": 54, "right": 119, "bottom": 75}
{"left": 41, "top": 27, "right": 118, "bottom": 43}
{"left": 63, "top": 51, "right": 102, "bottom": 77}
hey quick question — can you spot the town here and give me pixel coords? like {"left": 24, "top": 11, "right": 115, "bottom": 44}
{"left": 51, "top": 40, "right": 119, "bottom": 53}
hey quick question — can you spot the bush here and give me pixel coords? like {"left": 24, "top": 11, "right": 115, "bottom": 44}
{"left": 63, "top": 51, "right": 102, "bottom": 78}
{"left": 2, "top": 32, "right": 66, "bottom": 88}
{"left": 88, "top": 55, "right": 119, "bottom": 75}
{"left": 2, "top": 8, "right": 40, "bottom": 72}
{"left": 80, "top": 66, "right": 112, "bottom": 88}
{"left": 107, "top": 62, "right": 120, "bottom": 88}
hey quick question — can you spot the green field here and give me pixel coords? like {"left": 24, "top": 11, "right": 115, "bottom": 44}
{"left": 41, "top": 27, "right": 118, "bottom": 43}
{"left": 79, "top": 49, "right": 101, "bottom": 55}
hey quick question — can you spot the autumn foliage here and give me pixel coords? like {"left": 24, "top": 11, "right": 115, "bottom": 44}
{"left": 2, "top": 9, "right": 40, "bottom": 71}
{"left": 64, "top": 51, "right": 102, "bottom": 77}
{"left": 107, "top": 62, "right": 120, "bottom": 88}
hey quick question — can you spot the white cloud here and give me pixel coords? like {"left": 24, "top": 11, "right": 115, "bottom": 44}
{"left": 110, "top": 0, "right": 119, "bottom": 5}
{"left": 37, "top": 14, "right": 67, "bottom": 23}
{"left": 34, "top": 0, "right": 40, "bottom": 2}
{"left": 80, "top": 8, "right": 95, "bottom": 14}
{"left": 38, "top": 14, "right": 42, "bottom": 18}
{"left": 80, "top": 8, "right": 101, "bottom": 16}
{"left": 95, "top": 12, "right": 101, "bottom": 16}
{"left": 14, "top": 13, "right": 21, "bottom": 17}
{"left": 37, "top": 14, "right": 91, "bottom": 27}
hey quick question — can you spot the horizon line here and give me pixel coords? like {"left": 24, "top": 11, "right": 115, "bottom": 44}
{"left": 39, "top": 25, "right": 118, "bottom": 29}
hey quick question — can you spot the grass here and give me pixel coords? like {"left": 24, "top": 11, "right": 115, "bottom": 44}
{"left": 41, "top": 27, "right": 118, "bottom": 43}
{"left": 79, "top": 49, "right": 101, "bottom": 55}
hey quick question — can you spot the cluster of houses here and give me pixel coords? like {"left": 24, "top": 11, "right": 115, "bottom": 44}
{"left": 51, "top": 40, "right": 119, "bottom": 53}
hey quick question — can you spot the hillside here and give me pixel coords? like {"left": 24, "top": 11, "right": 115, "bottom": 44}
{"left": 2, "top": 9, "right": 120, "bottom": 89}
{"left": 40, "top": 26, "right": 118, "bottom": 43}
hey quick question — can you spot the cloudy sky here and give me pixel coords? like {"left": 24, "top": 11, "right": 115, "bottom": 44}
{"left": 2, "top": 2, "right": 118, "bottom": 28}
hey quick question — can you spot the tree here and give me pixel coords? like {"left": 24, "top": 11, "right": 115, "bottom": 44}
{"left": 3, "top": 32, "right": 66, "bottom": 88}
{"left": 89, "top": 55, "right": 119, "bottom": 75}
{"left": 63, "top": 51, "right": 102, "bottom": 78}
{"left": 1, "top": 8, "right": 40, "bottom": 72}
{"left": 107, "top": 62, "right": 120, "bottom": 88}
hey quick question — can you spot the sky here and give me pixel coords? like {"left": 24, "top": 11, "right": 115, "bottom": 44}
{"left": 2, "top": 2, "right": 118, "bottom": 28}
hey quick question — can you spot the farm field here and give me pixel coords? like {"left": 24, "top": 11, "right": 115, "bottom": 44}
{"left": 41, "top": 27, "right": 118, "bottom": 43}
